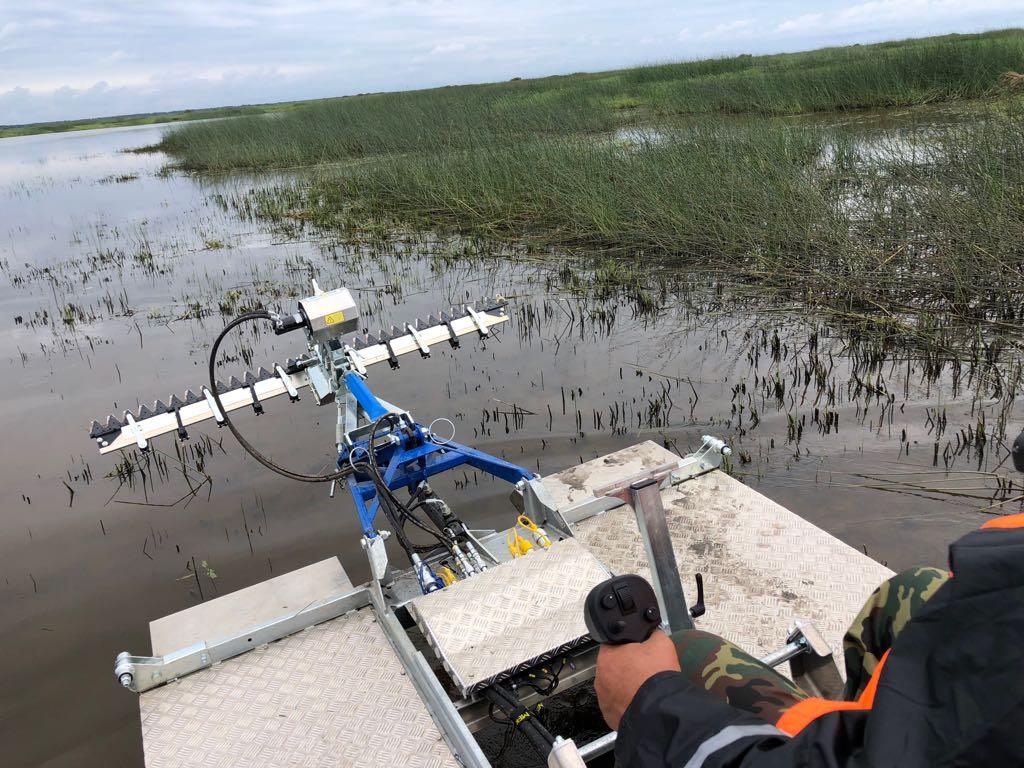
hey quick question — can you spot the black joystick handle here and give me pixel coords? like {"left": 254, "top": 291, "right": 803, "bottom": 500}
{"left": 584, "top": 574, "right": 661, "bottom": 645}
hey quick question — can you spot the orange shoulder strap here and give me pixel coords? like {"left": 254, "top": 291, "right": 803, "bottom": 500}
{"left": 981, "top": 512, "right": 1024, "bottom": 530}
{"left": 775, "top": 650, "right": 890, "bottom": 736}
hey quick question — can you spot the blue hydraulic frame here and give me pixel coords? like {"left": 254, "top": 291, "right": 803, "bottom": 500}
{"left": 338, "top": 372, "right": 535, "bottom": 536}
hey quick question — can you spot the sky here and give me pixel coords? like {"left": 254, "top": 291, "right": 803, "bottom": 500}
{"left": 1, "top": 1, "right": 1023, "bottom": 125}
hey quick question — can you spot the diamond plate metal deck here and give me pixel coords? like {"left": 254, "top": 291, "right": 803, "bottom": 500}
{"left": 408, "top": 538, "right": 610, "bottom": 695}
{"left": 139, "top": 608, "right": 458, "bottom": 768}
{"left": 561, "top": 446, "right": 894, "bottom": 668}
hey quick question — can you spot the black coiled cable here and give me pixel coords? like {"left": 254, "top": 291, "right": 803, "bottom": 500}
{"left": 209, "top": 312, "right": 452, "bottom": 562}
{"left": 208, "top": 311, "right": 353, "bottom": 483}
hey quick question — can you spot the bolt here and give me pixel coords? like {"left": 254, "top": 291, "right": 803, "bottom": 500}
{"left": 118, "top": 673, "right": 133, "bottom": 688}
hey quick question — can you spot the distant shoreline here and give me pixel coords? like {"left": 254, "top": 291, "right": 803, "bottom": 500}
{"left": 0, "top": 100, "right": 322, "bottom": 139}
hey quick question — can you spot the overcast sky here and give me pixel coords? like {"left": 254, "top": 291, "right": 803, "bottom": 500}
{"left": 1, "top": 1, "right": 1022, "bottom": 125}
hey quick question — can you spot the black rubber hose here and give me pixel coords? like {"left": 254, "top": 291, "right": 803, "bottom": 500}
{"left": 488, "top": 683, "right": 556, "bottom": 744}
{"left": 482, "top": 684, "right": 555, "bottom": 757}
{"left": 363, "top": 414, "right": 452, "bottom": 550}
{"left": 208, "top": 311, "right": 352, "bottom": 484}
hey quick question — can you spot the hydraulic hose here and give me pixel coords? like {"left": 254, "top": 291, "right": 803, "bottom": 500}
{"left": 208, "top": 311, "right": 352, "bottom": 484}
{"left": 209, "top": 312, "right": 452, "bottom": 564}
{"left": 482, "top": 683, "right": 555, "bottom": 758}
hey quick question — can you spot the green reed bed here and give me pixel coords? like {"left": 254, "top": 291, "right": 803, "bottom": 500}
{"left": 159, "top": 30, "right": 1024, "bottom": 172}
{"left": 626, "top": 31, "right": 1024, "bottom": 114}
{"left": 255, "top": 108, "right": 1024, "bottom": 344}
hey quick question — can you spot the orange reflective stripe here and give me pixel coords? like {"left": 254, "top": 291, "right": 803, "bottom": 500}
{"left": 981, "top": 513, "right": 1024, "bottom": 530}
{"left": 856, "top": 649, "right": 890, "bottom": 706}
{"left": 775, "top": 699, "right": 863, "bottom": 735}
{"left": 775, "top": 651, "right": 891, "bottom": 736}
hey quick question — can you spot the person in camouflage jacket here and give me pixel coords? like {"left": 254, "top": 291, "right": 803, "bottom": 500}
{"left": 595, "top": 519, "right": 1023, "bottom": 767}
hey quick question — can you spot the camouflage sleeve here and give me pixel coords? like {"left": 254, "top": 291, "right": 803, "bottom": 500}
{"left": 673, "top": 629, "right": 808, "bottom": 724}
{"left": 842, "top": 566, "right": 949, "bottom": 699}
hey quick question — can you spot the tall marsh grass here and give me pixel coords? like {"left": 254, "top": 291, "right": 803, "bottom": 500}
{"left": 263, "top": 109, "right": 1024, "bottom": 337}
{"left": 160, "top": 30, "right": 1024, "bottom": 171}
{"left": 164, "top": 29, "right": 1024, "bottom": 350}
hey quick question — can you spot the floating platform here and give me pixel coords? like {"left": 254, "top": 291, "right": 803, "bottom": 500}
{"left": 134, "top": 442, "right": 891, "bottom": 766}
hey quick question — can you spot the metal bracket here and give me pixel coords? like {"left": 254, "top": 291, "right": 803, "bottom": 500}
{"left": 465, "top": 304, "right": 490, "bottom": 337}
{"left": 362, "top": 532, "right": 390, "bottom": 582}
{"left": 113, "top": 587, "right": 372, "bottom": 693}
{"left": 757, "top": 619, "right": 843, "bottom": 697}
{"left": 669, "top": 435, "right": 732, "bottom": 483}
{"left": 522, "top": 478, "right": 573, "bottom": 538}
{"left": 123, "top": 411, "right": 148, "bottom": 451}
{"left": 786, "top": 620, "right": 845, "bottom": 699}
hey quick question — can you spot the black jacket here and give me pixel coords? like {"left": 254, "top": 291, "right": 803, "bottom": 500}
{"left": 615, "top": 526, "right": 1024, "bottom": 768}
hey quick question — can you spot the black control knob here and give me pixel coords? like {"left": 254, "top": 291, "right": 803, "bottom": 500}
{"left": 584, "top": 574, "right": 661, "bottom": 645}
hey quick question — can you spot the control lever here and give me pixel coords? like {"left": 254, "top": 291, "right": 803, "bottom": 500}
{"left": 689, "top": 573, "right": 705, "bottom": 619}
{"left": 585, "top": 573, "right": 707, "bottom": 645}
{"left": 584, "top": 575, "right": 661, "bottom": 645}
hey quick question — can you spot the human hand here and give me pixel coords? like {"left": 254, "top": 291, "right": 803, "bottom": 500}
{"left": 594, "top": 630, "right": 680, "bottom": 730}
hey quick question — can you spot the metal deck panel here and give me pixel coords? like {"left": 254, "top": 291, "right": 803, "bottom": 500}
{"left": 149, "top": 557, "right": 353, "bottom": 656}
{"left": 541, "top": 440, "right": 681, "bottom": 510}
{"left": 139, "top": 608, "right": 458, "bottom": 768}
{"left": 555, "top": 446, "right": 894, "bottom": 666}
{"left": 408, "top": 538, "right": 610, "bottom": 695}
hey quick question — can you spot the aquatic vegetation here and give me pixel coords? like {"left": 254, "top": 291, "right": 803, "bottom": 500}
{"left": 158, "top": 30, "right": 1024, "bottom": 171}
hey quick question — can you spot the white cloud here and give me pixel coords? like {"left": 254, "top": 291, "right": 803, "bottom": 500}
{"left": 702, "top": 19, "right": 754, "bottom": 39}
{"left": 776, "top": 13, "right": 824, "bottom": 33}
{"left": 99, "top": 49, "right": 129, "bottom": 64}
{"left": 0, "top": 17, "right": 58, "bottom": 40}
{"left": 430, "top": 42, "right": 468, "bottom": 55}
{"left": 777, "top": 0, "right": 1024, "bottom": 37}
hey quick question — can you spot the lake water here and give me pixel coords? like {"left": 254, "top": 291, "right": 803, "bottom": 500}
{"left": 0, "top": 123, "right": 1007, "bottom": 767}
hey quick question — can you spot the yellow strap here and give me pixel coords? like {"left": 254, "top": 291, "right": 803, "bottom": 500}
{"left": 437, "top": 566, "right": 458, "bottom": 585}
{"left": 516, "top": 515, "right": 551, "bottom": 548}
{"left": 507, "top": 528, "right": 534, "bottom": 557}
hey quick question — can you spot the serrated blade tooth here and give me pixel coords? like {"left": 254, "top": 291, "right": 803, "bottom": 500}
{"left": 89, "top": 420, "right": 104, "bottom": 438}
{"left": 105, "top": 414, "right": 122, "bottom": 431}
{"left": 255, "top": 366, "right": 274, "bottom": 381}
{"left": 243, "top": 371, "right": 258, "bottom": 387}
{"left": 227, "top": 375, "right": 244, "bottom": 390}
{"left": 137, "top": 403, "right": 155, "bottom": 420}
{"left": 216, "top": 379, "right": 230, "bottom": 394}
{"left": 153, "top": 400, "right": 169, "bottom": 415}
{"left": 183, "top": 389, "right": 201, "bottom": 405}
